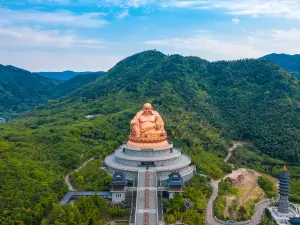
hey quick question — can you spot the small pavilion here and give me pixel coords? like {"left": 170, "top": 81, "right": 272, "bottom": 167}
{"left": 165, "top": 171, "right": 184, "bottom": 199}
{"left": 110, "top": 172, "right": 127, "bottom": 203}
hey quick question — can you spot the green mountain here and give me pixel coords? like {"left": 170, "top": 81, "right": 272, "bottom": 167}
{"left": 38, "top": 70, "right": 105, "bottom": 80}
{"left": 262, "top": 53, "right": 300, "bottom": 78}
{"left": 0, "top": 65, "right": 60, "bottom": 120}
{"left": 59, "top": 72, "right": 104, "bottom": 96}
{"left": 0, "top": 51, "right": 299, "bottom": 224}
{"left": 67, "top": 51, "right": 299, "bottom": 163}
{"left": 0, "top": 65, "right": 105, "bottom": 120}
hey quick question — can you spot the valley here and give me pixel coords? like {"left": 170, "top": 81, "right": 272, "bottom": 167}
{"left": 0, "top": 65, "right": 105, "bottom": 120}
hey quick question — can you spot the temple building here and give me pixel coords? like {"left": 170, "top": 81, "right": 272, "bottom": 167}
{"left": 268, "top": 165, "right": 300, "bottom": 225}
{"left": 278, "top": 165, "right": 291, "bottom": 213}
{"left": 110, "top": 172, "right": 127, "bottom": 203}
{"left": 166, "top": 171, "right": 184, "bottom": 199}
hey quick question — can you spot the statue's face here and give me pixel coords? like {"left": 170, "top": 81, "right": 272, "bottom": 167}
{"left": 143, "top": 104, "right": 152, "bottom": 115}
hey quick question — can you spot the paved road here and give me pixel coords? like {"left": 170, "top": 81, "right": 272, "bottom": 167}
{"left": 206, "top": 178, "right": 270, "bottom": 225}
{"left": 206, "top": 180, "right": 219, "bottom": 225}
{"left": 64, "top": 158, "right": 94, "bottom": 191}
{"left": 249, "top": 201, "right": 271, "bottom": 225}
{"left": 206, "top": 141, "right": 271, "bottom": 225}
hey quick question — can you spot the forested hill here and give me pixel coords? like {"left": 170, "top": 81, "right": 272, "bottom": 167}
{"left": 62, "top": 51, "right": 300, "bottom": 162}
{"left": 0, "top": 65, "right": 60, "bottom": 119}
{"left": 0, "top": 50, "right": 299, "bottom": 224}
{"left": 58, "top": 72, "right": 104, "bottom": 96}
{"left": 64, "top": 50, "right": 300, "bottom": 163}
{"left": 0, "top": 65, "right": 104, "bottom": 120}
{"left": 262, "top": 53, "right": 300, "bottom": 78}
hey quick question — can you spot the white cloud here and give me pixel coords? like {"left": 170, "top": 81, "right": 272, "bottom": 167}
{"left": 22, "top": 0, "right": 300, "bottom": 21}
{"left": 0, "top": 26, "right": 103, "bottom": 48}
{"left": 0, "top": 7, "right": 108, "bottom": 28}
{"left": 144, "top": 28, "right": 300, "bottom": 61}
{"left": 0, "top": 51, "right": 123, "bottom": 71}
{"left": 144, "top": 36, "right": 266, "bottom": 61}
{"left": 118, "top": 10, "right": 129, "bottom": 19}
{"left": 159, "top": 0, "right": 300, "bottom": 19}
{"left": 232, "top": 18, "right": 240, "bottom": 24}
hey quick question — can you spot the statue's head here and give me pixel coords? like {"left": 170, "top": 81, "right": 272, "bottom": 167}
{"left": 142, "top": 103, "right": 153, "bottom": 115}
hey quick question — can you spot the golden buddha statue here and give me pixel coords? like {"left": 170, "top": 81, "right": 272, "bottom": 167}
{"left": 127, "top": 103, "right": 168, "bottom": 148}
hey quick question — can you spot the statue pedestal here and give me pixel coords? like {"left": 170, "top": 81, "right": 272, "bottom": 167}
{"left": 127, "top": 139, "right": 169, "bottom": 148}
{"left": 105, "top": 143, "right": 195, "bottom": 181}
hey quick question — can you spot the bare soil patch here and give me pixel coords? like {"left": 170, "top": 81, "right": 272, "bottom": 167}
{"left": 222, "top": 168, "right": 277, "bottom": 220}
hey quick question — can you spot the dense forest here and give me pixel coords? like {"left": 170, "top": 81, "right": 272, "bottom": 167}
{"left": 42, "top": 195, "right": 129, "bottom": 225}
{"left": 0, "top": 65, "right": 104, "bottom": 120}
{"left": 0, "top": 65, "right": 60, "bottom": 119}
{"left": 262, "top": 53, "right": 300, "bottom": 78}
{"left": 66, "top": 50, "right": 300, "bottom": 163}
{"left": 0, "top": 50, "right": 299, "bottom": 224}
{"left": 163, "top": 176, "right": 211, "bottom": 225}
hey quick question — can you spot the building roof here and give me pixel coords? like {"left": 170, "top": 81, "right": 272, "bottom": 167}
{"left": 110, "top": 172, "right": 127, "bottom": 186}
{"left": 280, "top": 171, "right": 290, "bottom": 179}
{"left": 166, "top": 172, "right": 184, "bottom": 186}
{"left": 290, "top": 217, "right": 300, "bottom": 221}
{"left": 289, "top": 217, "right": 300, "bottom": 224}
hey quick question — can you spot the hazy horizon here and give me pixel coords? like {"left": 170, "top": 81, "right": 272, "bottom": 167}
{"left": 1, "top": 0, "right": 300, "bottom": 71}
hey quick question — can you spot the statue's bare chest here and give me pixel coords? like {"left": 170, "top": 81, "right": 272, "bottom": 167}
{"left": 139, "top": 115, "right": 156, "bottom": 123}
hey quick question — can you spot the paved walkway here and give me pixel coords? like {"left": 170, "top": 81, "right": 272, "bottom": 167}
{"left": 206, "top": 142, "right": 271, "bottom": 225}
{"left": 224, "top": 142, "right": 243, "bottom": 163}
{"left": 59, "top": 191, "right": 111, "bottom": 204}
{"left": 64, "top": 158, "right": 94, "bottom": 191}
{"left": 206, "top": 180, "right": 219, "bottom": 225}
{"left": 135, "top": 170, "right": 158, "bottom": 225}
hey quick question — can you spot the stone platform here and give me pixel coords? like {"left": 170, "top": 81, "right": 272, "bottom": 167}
{"left": 105, "top": 143, "right": 195, "bottom": 181}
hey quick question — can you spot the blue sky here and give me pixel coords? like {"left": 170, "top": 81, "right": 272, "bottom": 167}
{"left": 1, "top": 0, "right": 300, "bottom": 71}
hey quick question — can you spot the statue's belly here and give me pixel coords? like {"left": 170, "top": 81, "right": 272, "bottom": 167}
{"left": 140, "top": 121, "right": 156, "bottom": 131}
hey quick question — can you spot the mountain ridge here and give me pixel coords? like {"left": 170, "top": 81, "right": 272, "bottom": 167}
{"left": 1, "top": 50, "right": 299, "bottom": 224}
{"left": 0, "top": 65, "right": 105, "bottom": 120}
{"left": 38, "top": 70, "right": 105, "bottom": 80}
{"left": 44, "top": 50, "right": 300, "bottom": 163}
{"left": 261, "top": 53, "right": 300, "bottom": 78}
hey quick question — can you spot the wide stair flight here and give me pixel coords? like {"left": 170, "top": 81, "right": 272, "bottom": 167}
{"left": 135, "top": 170, "right": 158, "bottom": 225}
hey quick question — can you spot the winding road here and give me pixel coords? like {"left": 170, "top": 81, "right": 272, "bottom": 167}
{"left": 206, "top": 142, "right": 271, "bottom": 225}
{"left": 206, "top": 180, "right": 219, "bottom": 225}
{"left": 64, "top": 158, "right": 94, "bottom": 191}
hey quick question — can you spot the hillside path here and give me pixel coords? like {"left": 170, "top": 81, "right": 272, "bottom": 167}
{"left": 205, "top": 141, "right": 271, "bottom": 225}
{"left": 64, "top": 158, "right": 94, "bottom": 191}
{"left": 224, "top": 141, "right": 243, "bottom": 163}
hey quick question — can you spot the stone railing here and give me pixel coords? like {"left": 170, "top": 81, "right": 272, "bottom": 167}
{"left": 129, "top": 189, "right": 136, "bottom": 224}
{"left": 213, "top": 199, "right": 272, "bottom": 225}
{"left": 290, "top": 203, "right": 300, "bottom": 214}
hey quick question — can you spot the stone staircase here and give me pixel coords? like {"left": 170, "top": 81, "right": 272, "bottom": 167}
{"left": 135, "top": 170, "right": 158, "bottom": 225}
